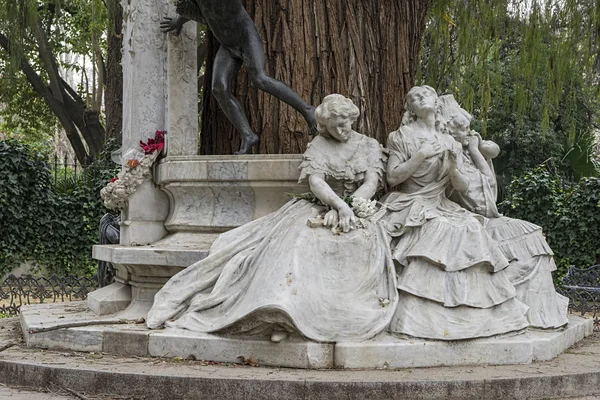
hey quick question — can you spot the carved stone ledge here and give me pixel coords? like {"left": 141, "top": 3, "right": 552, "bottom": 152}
{"left": 156, "top": 155, "right": 309, "bottom": 233}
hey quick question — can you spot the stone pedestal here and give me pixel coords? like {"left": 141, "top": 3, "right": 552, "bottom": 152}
{"left": 91, "top": 0, "right": 204, "bottom": 314}
{"left": 92, "top": 156, "right": 308, "bottom": 317}
{"left": 158, "top": 155, "right": 308, "bottom": 232}
{"left": 20, "top": 303, "right": 594, "bottom": 369}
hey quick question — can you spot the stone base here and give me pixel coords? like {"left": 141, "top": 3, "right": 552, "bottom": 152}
{"left": 20, "top": 302, "right": 593, "bottom": 369}
{"left": 335, "top": 321, "right": 592, "bottom": 368}
{"left": 149, "top": 328, "right": 333, "bottom": 368}
{"left": 91, "top": 232, "right": 219, "bottom": 317}
{"left": 87, "top": 282, "right": 132, "bottom": 316}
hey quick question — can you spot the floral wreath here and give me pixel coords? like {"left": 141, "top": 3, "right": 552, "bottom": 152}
{"left": 101, "top": 130, "right": 166, "bottom": 211}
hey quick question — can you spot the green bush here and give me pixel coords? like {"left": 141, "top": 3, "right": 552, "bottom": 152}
{"left": 0, "top": 139, "right": 119, "bottom": 277}
{"left": 499, "top": 165, "right": 600, "bottom": 280}
{"left": 0, "top": 139, "right": 52, "bottom": 275}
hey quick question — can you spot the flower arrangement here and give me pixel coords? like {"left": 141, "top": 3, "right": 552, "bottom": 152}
{"left": 101, "top": 130, "right": 166, "bottom": 211}
{"left": 344, "top": 196, "right": 378, "bottom": 218}
{"left": 287, "top": 193, "right": 378, "bottom": 219}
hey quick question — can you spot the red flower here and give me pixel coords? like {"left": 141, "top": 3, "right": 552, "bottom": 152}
{"left": 110, "top": 177, "right": 119, "bottom": 183}
{"left": 140, "top": 130, "right": 166, "bottom": 155}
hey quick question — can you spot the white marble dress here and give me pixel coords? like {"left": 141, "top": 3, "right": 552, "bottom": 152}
{"left": 376, "top": 126, "right": 529, "bottom": 340}
{"left": 146, "top": 134, "right": 398, "bottom": 342}
{"left": 450, "top": 145, "right": 569, "bottom": 328}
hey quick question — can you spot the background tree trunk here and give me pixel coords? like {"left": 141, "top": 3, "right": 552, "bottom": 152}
{"left": 105, "top": 0, "right": 123, "bottom": 145}
{"left": 200, "top": 0, "right": 429, "bottom": 155}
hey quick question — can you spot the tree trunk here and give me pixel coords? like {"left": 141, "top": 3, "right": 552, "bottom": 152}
{"left": 200, "top": 0, "right": 429, "bottom": 155}
{"left": 105, "top": 0, "right": 124, "bottom": 145}
{"left": 0, "top": 29, "right": 106, "bottom": 165}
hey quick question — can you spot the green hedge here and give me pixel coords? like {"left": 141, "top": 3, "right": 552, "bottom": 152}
{"left": 499, "top": 165, "right": 600, "bottom": 280}
{"left": 0, "top": 139, "right": 119, "bottom": 277}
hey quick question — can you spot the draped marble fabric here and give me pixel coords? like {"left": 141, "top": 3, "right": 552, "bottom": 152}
{"left": 451, "top": 142, "right": 568, "bottom": 328}
{"left": 376, "top": 126, "right": 529, "bottom": 340}
{"left": 147, "top": 134, "right": 398, "bottom": 342}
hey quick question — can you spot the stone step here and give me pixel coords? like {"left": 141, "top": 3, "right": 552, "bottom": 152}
{"left": 3, "top": 313, "right": 600, "bottom": 400}
{"left": 19, "top": 302, "right": 594, "bottom": 370}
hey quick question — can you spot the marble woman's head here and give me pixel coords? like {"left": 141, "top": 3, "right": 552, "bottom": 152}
{"left": 401, "top": 85, "right": 442, "bottom": 127}
{"left": 315, "top": 94, "right": 360, "bottom": 141}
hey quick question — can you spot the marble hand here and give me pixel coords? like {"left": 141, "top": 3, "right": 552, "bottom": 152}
{"left": 446, "top": 148, "right": 458, "bottom": 167}
{"left": 467, "top": 133, "right": 480, "bottom": 152}
{"left": 323, "top": 209, "right": 339, "bottom": 228}
{"left": 418, "top": 142, "right": 443, "bottom": 159}
{"left": 338, "top": 205, "right": 356, "bottom": 233}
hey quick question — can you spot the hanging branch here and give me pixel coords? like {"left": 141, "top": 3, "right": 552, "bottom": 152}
{"left": 0, "top": 31, "right": 90, "bottom": 163}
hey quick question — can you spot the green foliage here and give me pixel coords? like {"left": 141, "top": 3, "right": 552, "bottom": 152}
{"left": 0, "top": 62, "right": 58, "bottom": 139}
{"left": 499, "top": 165, "right": 600, "bottom": 280}
{"left": 420, "top": 0, "right": 600, "bottom": 188}
{"left": 0, "top": 139, "right": 52, "bottom": 274}
{"left": 0, "top": 0, "right": 112, "bottom": 152}
{"left": 422, "top": 0, "right": 600, "bottom": 129}
{"left": 0, "top": 139, "right": 119, "bottom": 277}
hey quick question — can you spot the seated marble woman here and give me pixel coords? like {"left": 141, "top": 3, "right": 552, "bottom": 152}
{"left": 441, "top": 97, "right": 568, "bottom": 329}
{"left": 146, "top": 94, "right": 398, "bottom": 343}
{"left": 375, "top": 85, "right": 529, "bottom": 340}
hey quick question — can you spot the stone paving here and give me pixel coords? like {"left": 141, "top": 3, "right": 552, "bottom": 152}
{"left": 0, "top": 386, "right": 75, "bottom": 399}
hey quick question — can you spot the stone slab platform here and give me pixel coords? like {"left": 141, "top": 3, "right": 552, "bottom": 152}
{"left": 92, "top": 232, "right": 219, "bottom": 268}
{"left": 2, "top": 316, "right": 600, "bottom": 400}
{"left": 19, "top": 302, "right": 593, "bottom": 370}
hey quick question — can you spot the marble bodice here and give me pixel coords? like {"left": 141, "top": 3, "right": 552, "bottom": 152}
{"left": 298, "top": 132, "right": 386, "bottom": 196}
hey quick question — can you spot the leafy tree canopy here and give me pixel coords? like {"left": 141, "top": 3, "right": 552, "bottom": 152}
{"left": 419, "top": 0, "right": 600, "bottom": 182}
{"left": 0, "top": 0, "right": 111, "bottom": 163}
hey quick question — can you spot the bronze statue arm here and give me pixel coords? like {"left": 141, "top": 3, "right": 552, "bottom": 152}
{"left": 160, "top": 16, "right": 191, "bottom": 36}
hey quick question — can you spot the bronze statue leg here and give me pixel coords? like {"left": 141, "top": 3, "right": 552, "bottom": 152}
{"left": 212, "top": 46, "right": 260, "bottom": 154}
{"left": 243, "top": 35, "right": 317, "bottom": 135}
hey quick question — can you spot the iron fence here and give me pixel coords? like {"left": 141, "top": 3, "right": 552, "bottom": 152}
{"left": 559, "top": 265, "right": 600, "bottom": 332}
{"left": 50, "top": 153, "right": 118, "bottom": 191}
{"left": 51, "top": 153, "right": 91, "bottom": 189}
{"left": 0, "top": 274, "right": 98, "bottom": 317}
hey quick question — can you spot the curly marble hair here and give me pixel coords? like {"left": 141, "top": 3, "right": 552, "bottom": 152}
{"left": 315, "top": 94, "right": 360, "bottom": 138}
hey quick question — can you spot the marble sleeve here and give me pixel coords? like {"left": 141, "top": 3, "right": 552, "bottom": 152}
{"left": 297, "top": 138, "right": 328, "bottom": 184}
{"left": 386, "top": 129, "right": 411, "bottom": 163}
{"left": 363, "top": 138, "right": 388, "bottom": 189}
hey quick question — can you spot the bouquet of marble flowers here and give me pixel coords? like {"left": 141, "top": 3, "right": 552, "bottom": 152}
{"left": 100, "top": 131, "right": 165, "bottom": 211}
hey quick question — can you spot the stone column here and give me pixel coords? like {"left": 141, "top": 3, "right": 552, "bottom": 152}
{"left": 119, "top": 0, "right": 170, "bottom": 245}
{"left": 166, "top": 16, "right": 198, "bottom": 155}
{"left": 89, "top": 0, "right": 200, "bottom": 316}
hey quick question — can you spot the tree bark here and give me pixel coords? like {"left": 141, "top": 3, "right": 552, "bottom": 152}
{"left": 105, "top": 0, "right": 124, "bottom": 145}
{"left": 0, "top": 31, "right": 105, "bottom": 164}
{"left": 200, "top": 0, "right": 430, "bottom": 155}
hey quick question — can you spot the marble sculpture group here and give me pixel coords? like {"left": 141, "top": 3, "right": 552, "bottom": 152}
{"left": 146, "top": 88, "right": 569, "bottom": 343}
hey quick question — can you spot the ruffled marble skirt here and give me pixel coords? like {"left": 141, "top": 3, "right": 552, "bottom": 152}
{"left": 146, "top": 200, "right": 398, "bottom": 343}
{"left": 486, "top": 217, "right": 568, "bottom": 328}
{"left": 388, "top": 213, "right": 530, "bottom": 340}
